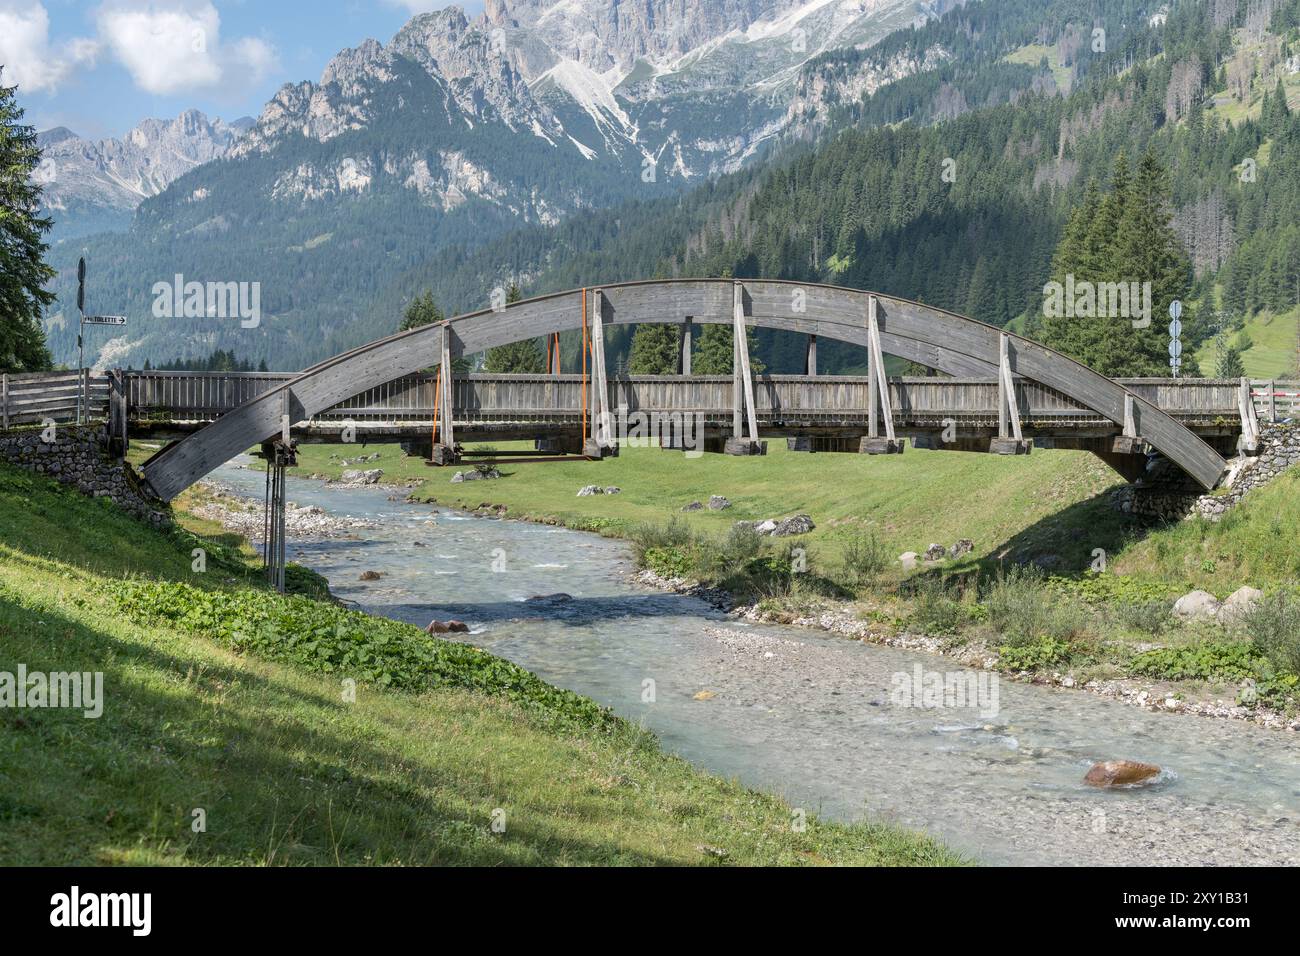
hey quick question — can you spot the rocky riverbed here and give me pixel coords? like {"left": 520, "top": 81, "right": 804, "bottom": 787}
{"left": 633, "top": 568, "right": 1300, "bottom": 734}
{"left": 192, "top": 480, "right": 376, "bottom": 541}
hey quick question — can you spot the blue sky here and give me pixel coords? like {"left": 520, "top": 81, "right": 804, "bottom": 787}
{"left": 2, "top": 0, "right": 484, "bottom": 139}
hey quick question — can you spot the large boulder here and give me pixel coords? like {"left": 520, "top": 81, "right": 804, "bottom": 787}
{"left": 1084, "top": 760, "right": 1162, "bottom": 788}
{"left": 1218, "top": 586, "right": 1264, "bottom": 625}
{"left": 341, "top": 469, "right": 383, "bottom": 485}
{"left": 899, "top": 551, "right": 920, "bottom": 571}
{"left": 1173, "top": 590, "right": 1222, "bottom": 621}
{"left": 924, "top": 543, "right": 947, "bottom": 562}
{"left": 949, "top": 539, "right": 975, "bottom": 559}
{"left": 708, "top": 496, "right": 732, "bottom": 511}
{"left": 577, "top": 485, "right": 604, "bottom": 497}
{"left": 772, "top": 514, "right": 816, "bottom": 537}
{"left": 426, "top": 620, "right": 470, "bottom": 634}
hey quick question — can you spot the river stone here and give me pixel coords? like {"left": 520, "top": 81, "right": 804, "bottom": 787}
{"left": 359, "top": 571, "right": 383, "bottom": 582}
{"left": 1084, "top": 760, "right": 1162, "bottom": 788}
{"left": 708, "top": 496, "right": 732, "bottom": 511}
{"left": 1173, "top": 589, "right": 1222, "bottom": 621}
{"left": 1218, "top": 586, "right": 1264, "bottom": 625}
{"left": 341, "top": 469, "right": 383, "bottom": 485}
{"left": 426, "top": 620, "right": 470, "bottom": 634}
{"left": 772, "top": 514, "right": 815, "bottom": 537}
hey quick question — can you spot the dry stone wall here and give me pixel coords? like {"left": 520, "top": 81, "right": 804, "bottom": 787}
{"left": 0, "top": 426, "right": 169, "bottom": 526}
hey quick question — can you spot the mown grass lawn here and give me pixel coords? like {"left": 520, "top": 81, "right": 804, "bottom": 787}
{"left": 278, "top": 439, "right": 1132, "bottom": 578}
{"left": 0, "top": 462, "right": 960, "bottom": 866}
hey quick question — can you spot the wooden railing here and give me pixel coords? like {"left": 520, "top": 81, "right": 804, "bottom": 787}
{"left": 0, "top": 370, "right": 108, "bottom": 428}
{"left": 119, "top": 370, "right": 1250, "bottom": 427}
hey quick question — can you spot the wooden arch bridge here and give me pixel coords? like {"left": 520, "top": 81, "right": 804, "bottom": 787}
{"left": 124, "top": 280, "right": 1262, "bottom": 505}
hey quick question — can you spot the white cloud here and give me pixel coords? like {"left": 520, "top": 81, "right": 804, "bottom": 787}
{"left": 96, "top": 0, "right": 278, "bottom": 96}
{"left": 0, "top": 1, "right": 99, "bottom": 93}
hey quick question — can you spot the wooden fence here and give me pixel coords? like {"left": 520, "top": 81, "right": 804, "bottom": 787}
{"left": 1250, "top": 380, "right": 1300, "bottom": 422}
{"left": 0, "top": 371, "right": 108, "bottom": 428}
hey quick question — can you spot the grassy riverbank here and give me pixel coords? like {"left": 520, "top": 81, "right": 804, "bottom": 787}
{"left": 264, "top": 440, "right": 1300, "bottom": 718}
{"left": 0, "top": 460, "right": 960, "bottom": 866}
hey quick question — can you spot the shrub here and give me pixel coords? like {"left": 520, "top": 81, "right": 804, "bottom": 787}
{"left": 1113, "top": 599, "right": 1172, "bottom": 637}
{"left": 998, "top": 637, "right": 1073, "bottom": 671}
{"left": 839, "top": 530, "right": 890, "bottom": 589}
{"left": 1245, "top": 592, "right": 1300, "bottom": 676}
{"left": 983, "top": 566, "right": 1089, "bottom": 646}
{"left": 1130, "top": 642, "right": 1261, "bottom": 683}
{"left": 907, "top": 576, "right": 966, "bottom": 635}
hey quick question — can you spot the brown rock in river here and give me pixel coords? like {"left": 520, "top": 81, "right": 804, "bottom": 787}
{"left": 359, "top": 571, "right": 382, "bottom": 582}
{"left": 1084, "top": 760, "right": 1162, "bottom": 788}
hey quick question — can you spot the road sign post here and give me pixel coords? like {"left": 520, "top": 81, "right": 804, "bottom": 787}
{"left": 73, "top": 258, "right": 127, "bottom": 423}
{"left": 1168, "top": 300, "right": 1183, "bottom": 379}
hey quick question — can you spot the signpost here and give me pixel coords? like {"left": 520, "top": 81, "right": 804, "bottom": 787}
{"left": 75, "top": 259, "right": 128, "bottom": 422}
{"left": 1168, "top": 300, "right": 1183, "bottom": 379}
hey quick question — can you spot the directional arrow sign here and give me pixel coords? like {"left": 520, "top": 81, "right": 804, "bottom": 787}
{"left": 84, "top": 315, "right": 127, "bottom": 327}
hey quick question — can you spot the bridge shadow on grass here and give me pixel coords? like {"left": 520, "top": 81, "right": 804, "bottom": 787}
{"left": 964, "top": 483, "right": 1170, "bottom": 579}
{"left": 0, "top": 593, "right": 688, "bottom": 866}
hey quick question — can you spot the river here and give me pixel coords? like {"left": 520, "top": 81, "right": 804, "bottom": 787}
{"left": 211, "top": 462, "right": 1299, "bottom": 866}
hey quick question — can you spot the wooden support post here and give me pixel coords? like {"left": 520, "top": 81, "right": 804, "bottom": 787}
{"left": 805, "top": 334, "right": 818, "bottom": 376}
{"left": 546, "top": 334, "right": 561, "bottom": 376}
{"left": 1239, "top": 376, "right": 1261, "bottom": 454}
{"left": 726, "top": 282, "right": 763, "bottom": 455}
{"left": 587, "top": 290, "right": 612, "bottom": 457}
{"left": 107, "top": 369, "right": 128, "bottom": 459}
{"left": 992, "top": 333, "right": 1030, "bottom": 456}
{"left": 680, "top": 318, "right": 693, "bottom": 375}
{"left": 1267, "top": 380, "right": 1277, "bottom": 423}
{"left": 1112, "top": 393, "right": 1145, "bottom": 455}
{"left": 440, "top": 321, "right": 456, "bottom": 454}
{"left": 861, "top": 295, "right": 902, "bottom": 454}
{"left": 1, "top": 373, "right": 7, "bottom": 432}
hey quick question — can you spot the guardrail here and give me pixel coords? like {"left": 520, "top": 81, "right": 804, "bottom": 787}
{"left": 0, "top": 371, "right": 108, "bottom": 428}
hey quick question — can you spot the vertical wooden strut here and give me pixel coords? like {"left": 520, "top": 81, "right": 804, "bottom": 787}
{"left": 587, "top": 289, "right": 612, "bottom": 456}
{"left": 990, "top": 332, "right": 1029, "bottom": 455}
{"left": 732, "top": 282, "right": 759, "bottom": 444}
{"left": 440, "top": 321, "right": 455, "bottom": 452}
{"left": 866, "top": 295, "right": 896, "bottom": 443}
{"left": 680, "top": 317, "right": 693, "bottom": 375}
{"left": 805, "top": 334, "right": 818, "bottom": 376}
{"left": 581, "top": 289, "right": 589, "bottom": 441}
{"left": 1238, "top": 376, "right": 1261, "bottom": 453}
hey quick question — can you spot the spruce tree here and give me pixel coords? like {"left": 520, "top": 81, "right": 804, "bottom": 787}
{"left": 484, "top": 283, "right": 544, "bottom": 373}
{"left": 628, "top": 324, "right": 680, "bottom": 374}
{"left": 0, "top": 72, "right": 54, "bottom": 372}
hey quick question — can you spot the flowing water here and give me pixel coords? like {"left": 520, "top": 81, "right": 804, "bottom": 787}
{"left": 213, "top": 462, "right": 1300, "bottom": 866}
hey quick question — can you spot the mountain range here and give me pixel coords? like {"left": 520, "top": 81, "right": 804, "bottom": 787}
{"left": 37, "top": 111, "right": 253, "bottom": 242}
{"left": 42, "top": 0, "right": 967, "bottom": 368}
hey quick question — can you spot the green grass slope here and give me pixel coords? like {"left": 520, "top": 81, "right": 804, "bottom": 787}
{"left": 0, "top": 463, "right": 959, "bottom": 866}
